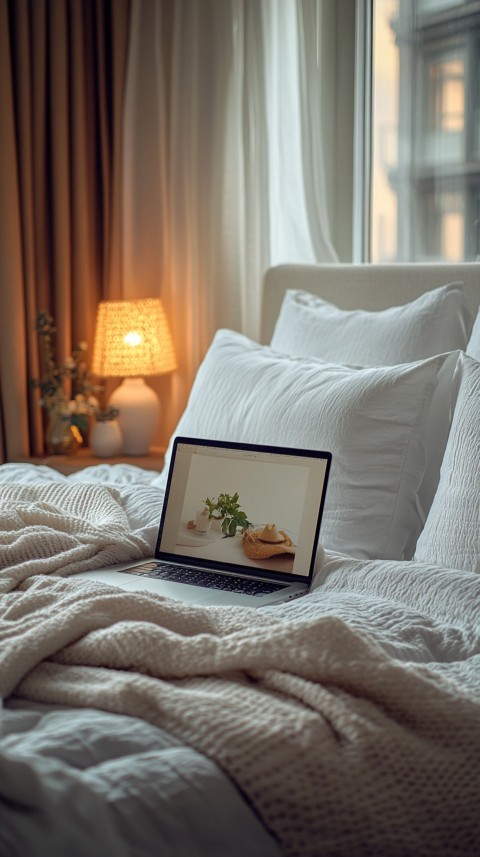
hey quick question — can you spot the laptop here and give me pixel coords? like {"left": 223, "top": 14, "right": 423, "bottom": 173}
{"left": 76, "top": 437, "right": 331, "bottom": 607}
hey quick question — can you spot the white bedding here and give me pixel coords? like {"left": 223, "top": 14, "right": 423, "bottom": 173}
{"left": 1, "top": 464, "right": 479, "bottom": 857}
{"left": 0, "top": 464, "right": 281, "bottom": 857}
{"left": 1, "top": 702, "right": 282, "bottom": 857}
{"left": 2, "top": 262, "right": 480, "bottom": 857}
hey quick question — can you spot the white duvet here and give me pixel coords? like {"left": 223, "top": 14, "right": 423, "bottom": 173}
{"left": 1, "top": 462, "right": 479, "bottom": 857}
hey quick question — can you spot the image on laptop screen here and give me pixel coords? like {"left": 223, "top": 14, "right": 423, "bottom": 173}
{"left": 156, "top": 438, "right": 331, "bottom": 581}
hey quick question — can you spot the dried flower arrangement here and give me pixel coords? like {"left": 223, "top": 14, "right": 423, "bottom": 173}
{"left": 30, "top": 311, "right": 102, "bottom": 452}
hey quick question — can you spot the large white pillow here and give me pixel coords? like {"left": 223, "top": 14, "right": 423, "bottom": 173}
{"left": 271, "top": 284, "right": 471, "bottom": 366}
{"left": 466, "top": 308, "right": 480, "bottom": 361}
{"left": 160, "top": 330, "right": 454, "bottom": 561}
{"left": 414, "top": 354, "right": 480, "bottom": 572}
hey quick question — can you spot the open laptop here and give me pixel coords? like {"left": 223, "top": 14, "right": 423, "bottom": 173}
{"left": 76, "top": 437, "right": 331, "bottom": 607}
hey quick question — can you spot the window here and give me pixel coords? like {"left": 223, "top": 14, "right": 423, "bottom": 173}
{"left": 357, "top": 0, "right": 480, "bottom": 262}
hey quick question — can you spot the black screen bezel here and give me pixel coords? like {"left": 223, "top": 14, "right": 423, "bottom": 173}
{"left": 155, "top": 436, "right": 331, "bottom": 585}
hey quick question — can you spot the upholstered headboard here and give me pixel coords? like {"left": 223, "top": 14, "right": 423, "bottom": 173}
{"left": 260, "top": 263, "right": 480, "bottom": 344}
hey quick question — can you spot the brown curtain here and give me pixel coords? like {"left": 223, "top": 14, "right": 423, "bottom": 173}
{"left": 0, "top": 0, "right": 130, "bottom": 460}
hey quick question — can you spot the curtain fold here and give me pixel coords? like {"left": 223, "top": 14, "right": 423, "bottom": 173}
{"left": 122, "top": 0, "right": 338, "bottom": 447}
{"left": 0, "top": 0, "right": 130, "bottom": 460}
{"left": 0, "top": 2, "right": 26, "bottom": 459}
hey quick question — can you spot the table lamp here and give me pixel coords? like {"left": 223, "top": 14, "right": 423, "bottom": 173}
{"left": 92, "top": 298, "right": 177, "bottom": 455}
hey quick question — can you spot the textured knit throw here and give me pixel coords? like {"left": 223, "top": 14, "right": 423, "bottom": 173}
{"left": 1, "top": 484, "right": 479, "bottom": 856}
{"left": 0, "top": 482, "right": 150, "bottom": 591}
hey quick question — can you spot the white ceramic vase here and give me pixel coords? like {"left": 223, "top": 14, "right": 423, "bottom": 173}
{"left": 195, "top": 508, "right": 213, "bottom": 533}
{"left": 90, "top": 420, "right": 123, "bottom": 458}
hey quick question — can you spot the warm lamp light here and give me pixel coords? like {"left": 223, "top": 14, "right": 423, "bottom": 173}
{"left": 92, "top": 298, "right": 177, "bottom": 455}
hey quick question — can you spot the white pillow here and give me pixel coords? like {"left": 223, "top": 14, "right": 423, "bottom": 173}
{"left": 271, "top": 284, "right": 471, "bottom": 366}
{"left": 160, "top": 329, "right": 454, "bottom": 561}
{"left": 414, "top": 354, "right": 480, "bottom": 572}
{"left": 466, "top": 307, "right": 480, "bottom": 361}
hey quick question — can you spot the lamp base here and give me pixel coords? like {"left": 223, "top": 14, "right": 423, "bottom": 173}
{"left": 109, "top": 378, "right": 160, "bottom": 455}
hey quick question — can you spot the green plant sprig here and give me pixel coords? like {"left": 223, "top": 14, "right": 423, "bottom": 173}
{"left": 201, "top": 492, "right": 252, "bottom": 537}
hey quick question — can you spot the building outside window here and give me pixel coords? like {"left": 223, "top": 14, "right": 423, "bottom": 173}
{"left": 363, "top": 0, "right": 480, "bottom": 262}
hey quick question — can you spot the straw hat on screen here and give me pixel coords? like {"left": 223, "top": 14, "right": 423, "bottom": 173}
{"left": 243, "top": 524, "right": 296, "bottom": 560}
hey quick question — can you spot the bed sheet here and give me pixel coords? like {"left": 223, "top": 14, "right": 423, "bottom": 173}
{"left": 1, "top": 700, "right": 280, "bottom": 857}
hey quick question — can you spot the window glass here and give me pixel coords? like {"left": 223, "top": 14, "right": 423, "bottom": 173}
{"left": 369, "top": 0, "right": 480, "bottom": 262}
{"left": 422, "top": 48, "right": 465, "bottom": 164}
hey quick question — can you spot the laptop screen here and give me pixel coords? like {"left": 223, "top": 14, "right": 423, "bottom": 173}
{"left": 155, "top": 437, "right": 331, "bottom": 584}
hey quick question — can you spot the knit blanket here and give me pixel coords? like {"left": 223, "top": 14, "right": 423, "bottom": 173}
{"left": 0, "top": 482, "right": 152, "bottom": 591}
{"left": 1, "top": 482, "right": 480, "bottom": 856}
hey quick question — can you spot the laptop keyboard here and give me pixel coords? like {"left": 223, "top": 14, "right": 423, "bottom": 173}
{"left": 123, "top": 562, "right": 287, "bottom": 597}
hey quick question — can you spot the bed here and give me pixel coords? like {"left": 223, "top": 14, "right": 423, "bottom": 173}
{"left": 1, "top": 262, "right": 480, "bottom": 857}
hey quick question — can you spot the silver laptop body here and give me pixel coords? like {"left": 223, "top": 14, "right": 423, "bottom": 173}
{"left": 76, "top": 437, "right": 331, "bottom": 607}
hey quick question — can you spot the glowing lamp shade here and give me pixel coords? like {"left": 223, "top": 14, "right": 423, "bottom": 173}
{"left": 92, "top": 298, "right": 177, "bottom": 455}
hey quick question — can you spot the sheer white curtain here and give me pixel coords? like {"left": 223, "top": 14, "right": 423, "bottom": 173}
{"left": 122, "top": 0, "right": 338, "bottom": 444}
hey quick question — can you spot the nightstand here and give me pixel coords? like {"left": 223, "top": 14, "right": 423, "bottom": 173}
{"left": 14, "top": 446, "right": 166, "bottom": 476}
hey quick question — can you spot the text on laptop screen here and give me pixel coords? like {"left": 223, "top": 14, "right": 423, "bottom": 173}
{"left": 156, "top": 441, "right": 330, "bottom": 579}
